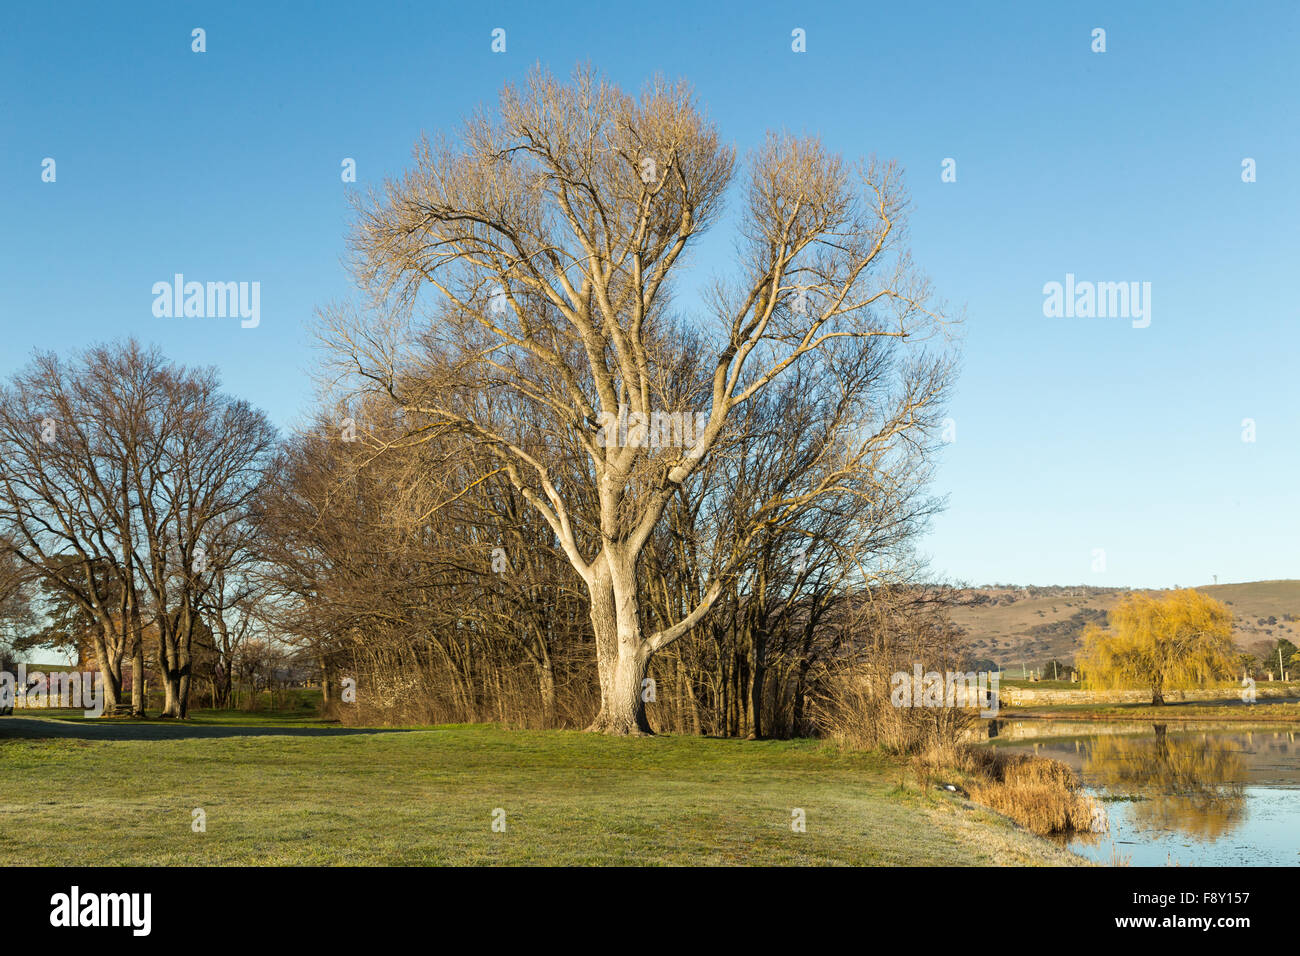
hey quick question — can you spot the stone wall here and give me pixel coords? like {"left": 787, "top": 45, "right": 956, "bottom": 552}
{"left": 1001, "top": 683, "right": 1300, "bottom": 707}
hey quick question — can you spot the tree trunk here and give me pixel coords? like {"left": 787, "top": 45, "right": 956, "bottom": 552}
{"left": 158, "top": 620, "right": 185, "bottom": 718}
{"left": 585, "top": 555, "right": 653, "bottom": 735}
{"left": 161, "top": 671, "right": 181, "bottom": 716}
{"left": 320, "top": 656, "right": 332, "bottom": 704}
{"left": 586, "top": 565, "right": 619, "bottom": 730}
{"left": 130, "top": 639, "right": 144, "bottom": 716}
{"left": 792, "top": 659, "right": 810, "bottom": 735}
{"left": 177, "top": 604, "right": 193, "bottom": 717}
{"left": 684, "top": 665, "right": 702, "bottom": 735}
{"left": 593, "top": 642, "right": 652, "bottom": 735}
{"left": 217, "top": 668, "right": 232, "bottom": 708}
{"left": 89, "top": 626, "right": 123, "bottom": 710}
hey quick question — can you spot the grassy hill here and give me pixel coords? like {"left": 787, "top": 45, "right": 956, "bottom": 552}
{"left": 950, "top": 580, "right": 1300, "bottom": 674}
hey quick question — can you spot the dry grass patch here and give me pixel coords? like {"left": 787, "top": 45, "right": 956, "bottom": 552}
{"left": 918, "top": 745, "right": 1104, "bottom": 837}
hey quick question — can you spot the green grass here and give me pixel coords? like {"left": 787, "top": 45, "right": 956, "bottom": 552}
{"left": 0, "top": 714, "right": 1081, "bottom": 866}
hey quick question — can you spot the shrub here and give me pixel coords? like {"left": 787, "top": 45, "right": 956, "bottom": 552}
{"left": 919, "top": 746, "right": 1105, "bottom": 837}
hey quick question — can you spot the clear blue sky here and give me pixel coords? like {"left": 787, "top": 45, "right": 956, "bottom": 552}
{"left": 2, "top": 0, "right": 1296, "bottom": 589}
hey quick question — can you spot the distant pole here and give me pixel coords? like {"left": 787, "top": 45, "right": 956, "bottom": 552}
{"left": 1280, "top": 646, "right": 1285, "bottom": 683}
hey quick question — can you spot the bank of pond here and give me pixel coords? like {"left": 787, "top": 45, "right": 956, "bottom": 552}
{"left": 986, "top": 718, "right": 1300, "bottom": 866}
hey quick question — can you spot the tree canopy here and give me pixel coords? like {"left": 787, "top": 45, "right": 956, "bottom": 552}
{"left": 1077, "top": 589, "right": 1235, "bottom": 705}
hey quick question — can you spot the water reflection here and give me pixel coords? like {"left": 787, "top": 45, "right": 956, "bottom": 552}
{"left": 990, "top": 721, "right": 1300, "bottom": 866}
{"left": 1085, "top": 725, "right": 1247, "bottom": 841}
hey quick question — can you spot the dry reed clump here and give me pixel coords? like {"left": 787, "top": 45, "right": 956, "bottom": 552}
{"left": 813, "top": 669, "right": 980, "bottom": 754}
{"left": 944, "top": 747, "right": 1106, "bottom": 836}
{"left": 814, "top": 650, "right": 1103, "bottom": 838}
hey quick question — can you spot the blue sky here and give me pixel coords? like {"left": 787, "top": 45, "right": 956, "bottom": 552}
{"left": 2, "top": 0, "right": 1296, "bottom": 589}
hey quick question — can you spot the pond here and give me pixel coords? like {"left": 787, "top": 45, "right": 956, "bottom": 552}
{"left": 988, "top": 719, "right": 1300, "bottom": 866}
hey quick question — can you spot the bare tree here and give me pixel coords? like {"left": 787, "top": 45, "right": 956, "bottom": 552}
{"left": 258, "top": 400, "right": 595, "bottom": 727}
{"left": 0, "top": 539, "right": 35, "bottom": 667}
{"left": 201, "top": 514, "right": 270, "bottom": 709}
{"left": 129, "top": 362, "right": 277, "bottom": 717}
{"left": 322, "top": 67, "right": 954, "bottom": 733}
{"left": 0, "top": 341, "right": 277, "bottom": 718}
{"left": 0, "top": 351, "right": 142, "bottom": 709}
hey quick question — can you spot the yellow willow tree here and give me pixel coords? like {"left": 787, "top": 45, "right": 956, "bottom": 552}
{"left": 323, "top": 66, "right": 954, "bottom": 734}
{"left": 1078, "top": 589, "right": 1236, "bottom": 705}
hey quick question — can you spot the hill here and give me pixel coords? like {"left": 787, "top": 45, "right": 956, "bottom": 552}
{"left": 950, "top": 580, "right": 1300, "bottom": 674}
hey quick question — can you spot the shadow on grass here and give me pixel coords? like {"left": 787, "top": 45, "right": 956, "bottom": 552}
{"left": 0, "top": 716, "right": 427, "bottom": 742}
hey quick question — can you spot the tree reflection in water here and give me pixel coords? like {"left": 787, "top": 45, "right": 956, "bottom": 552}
{"left": 1083, "top": 725, "right": 1247, "bottom": 841}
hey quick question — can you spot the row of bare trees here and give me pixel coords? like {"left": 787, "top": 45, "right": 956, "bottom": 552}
{"left": 311, "top": 66, "right": 957, "bottom": 734}
{"left": 0, "top": 343, "right": 277, "bottom": 717}
{"left": 1, "top": 67, "right": 962, "bottom": 737}
{"left": 0, "top": 329, "right": 953, "bottom": 735}
{"left": 252, "top": 387, "right": 950, "bottom": 736}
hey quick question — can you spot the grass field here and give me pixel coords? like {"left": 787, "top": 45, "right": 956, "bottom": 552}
{"left": 0, "top": 712, "right": 1081, "bottom": 866}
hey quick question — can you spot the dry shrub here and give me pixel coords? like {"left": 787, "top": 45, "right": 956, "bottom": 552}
{"left": 813, "top": 666, "right": 980, "bottom": 754}
{"left": 958, "top": 748, "right": 1104, "bottom": 836}
{"left": 801, "top": 598, "right": 1103, "bottom": 839}
{"left": 908, "top": 744, "right": 1105, "bottom": 836}
{"left": 811, "top": 591, "right": 986, "bottom": 753}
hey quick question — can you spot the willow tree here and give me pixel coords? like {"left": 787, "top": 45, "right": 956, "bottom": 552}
{"left": 325, "top": 66, "right": 954, "bottom": 734}
{"left": 1078, "top": 589, "right": 1236, "bottom": 705}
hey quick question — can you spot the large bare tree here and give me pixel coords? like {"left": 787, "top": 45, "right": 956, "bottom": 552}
{"left": 0, "top": 341, "right": 277, "bottom": 717}
{"left": 324, "top": 67, "right": 955, "bottom": 734}
{"left": 0, "top": 351, "right": 142, "bottom": 709}
{"left": 130, "top": 359, "right": 277, "bottom": 717}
